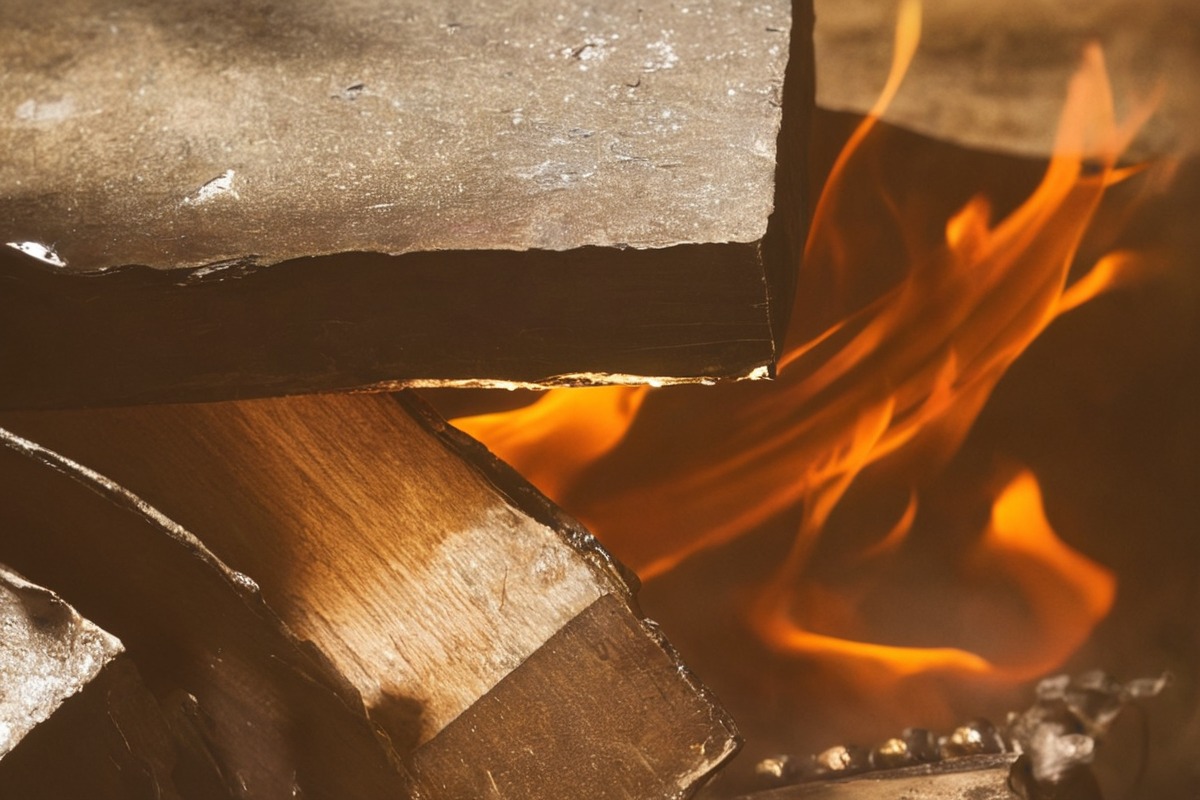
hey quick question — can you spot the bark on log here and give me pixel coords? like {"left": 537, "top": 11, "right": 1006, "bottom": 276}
{"left": 0, "top": 391, "right": 738, "bottom": 798}
{"left": 0, "top": 564, "right": 124, "bottom": 760}
{"left": 0, "top": 574, "right": 219, "bottom": 800}
{"left": 0, "top": 0, "right": 814, "bottom": 409}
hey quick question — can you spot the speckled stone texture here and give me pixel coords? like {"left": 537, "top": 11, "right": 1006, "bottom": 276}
{"left": 0, "top": 0, "right": 810, "bottom": 406}
{"left": 0, "top": 565, "right": 122, "bottom": 759}
{"left": 2, "top": 0, "right": 789, "bottom": 270}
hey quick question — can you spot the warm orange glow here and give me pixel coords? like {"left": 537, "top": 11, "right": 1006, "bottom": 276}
{"left": 453, "top": 7, "right": 1152, "bottom": 689}
{"left": 973, "top": 469, "right": 1117, "bottom": 676}
{"left": 856, "top": 490, "right": 917, "bottom": 561}
{"left": 750, "top": 469, "right": 1116, "bottom": 685}
{"left": 453, "top": 385, "right": 648, "bottom": 500}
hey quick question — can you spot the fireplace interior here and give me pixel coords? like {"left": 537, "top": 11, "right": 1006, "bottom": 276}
{"left": 430, "top": 3, "right": 1200, "bottom": 796}
{"left": 1, "top": 0, "right": 1198, "bottom": 798}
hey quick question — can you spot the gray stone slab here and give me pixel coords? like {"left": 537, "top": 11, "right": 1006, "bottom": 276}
{"left": 813, "top": 0, "right": 1199, "bottom": 159}
{"left": 2, "top": 0, "right": 788, "bottom": 271}
{"left": 0, "top": 0, "right": 808, "bottom": 407}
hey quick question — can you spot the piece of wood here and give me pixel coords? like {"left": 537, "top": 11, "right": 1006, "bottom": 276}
{"left": 734, "top": 755, "right": 1019, "bottom": 800}
{"left": 0, "top": 426, "right": 419, "bottom": 799}
{"left": 411, "top": 594, "right": 737, "bottom": 799}
{"left": 0, "top": 0, "right": 813, "bottom": 409}
{"left": 0, "top": 564, "right": 223, "bottom": 799}
{"left": 0, "top": 622, "right": 211, "bottom": 800}
{"left": 0, "top": 391, "right": 739, "bottom": 798}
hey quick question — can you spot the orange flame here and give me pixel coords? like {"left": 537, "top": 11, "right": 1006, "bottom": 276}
{"left": 453, "top": 4, "right": 1152, "bottom": 685}
{"left": 455, "top": 385, "right": 648, "bottom": 499}
{"left": 751, "top": 468, "right": 1116, "bottom": 687}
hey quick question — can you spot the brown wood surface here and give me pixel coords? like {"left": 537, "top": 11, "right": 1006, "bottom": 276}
{"left": 411, "top": 594, "right": 738, "bottom": 800}
{"left": 0, "top": 242, "right": 779, "bottom": 410}
{"left": 0, "top": 391, "right": 739, "bottom": 797}
{"left": 0, "top": 425, "right": 418, "bottom": 799}
{"left": 1, "top": 393, "right": 628, "bottom": 747}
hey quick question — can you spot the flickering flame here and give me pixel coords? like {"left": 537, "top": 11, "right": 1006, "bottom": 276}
{"left": 454, "top": 1, "right": 1152, "bottom": 687}
{"left": 974, "top": 470, "right": 1117, "bottom": 675}
{"left": 750, "top": 468, "right": 1116, "bottom": 686}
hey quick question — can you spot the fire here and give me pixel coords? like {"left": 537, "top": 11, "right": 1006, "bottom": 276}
{"left": 750, "top": 468, "right": 1116, "bottom": 688}
{"left": 973, "top": 470, "right": 1117, "bottom": 677}
{"left": 457, "top": 385, "right": 648, "bottom": 499}
{"left": 454, "top": 1, "right": 1152, "bottom": 687}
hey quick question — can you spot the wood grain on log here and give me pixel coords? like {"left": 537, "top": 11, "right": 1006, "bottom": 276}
{"left": 412, "top": 594, "right": 737, "bottom": 799}
{"left": 0, "top": 391, "right": 739, "bottom": 798}
{"left": 0, "top": 0, "right": 813, "bottom": 408}
{"left": 0, "top": 426, "right": 419, "bottom": 799}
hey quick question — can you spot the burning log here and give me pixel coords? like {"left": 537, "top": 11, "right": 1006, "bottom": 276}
{"left": 0, "top": 391, "right": 738, "bottom": 798}
{"left": 0, "top": 0, "right": 813, "bottom": 410}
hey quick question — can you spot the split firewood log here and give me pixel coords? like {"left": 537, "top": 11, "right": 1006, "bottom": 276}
{"left": 0, "top": 391, "right": 738, "bottom": 798}
{"left": 0, "top": 427, "right": 419, "bottom": 799}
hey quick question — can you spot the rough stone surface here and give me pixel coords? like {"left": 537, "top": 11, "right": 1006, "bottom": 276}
{"left": 0, "top": 564, "right": 123, "bottom": 759}
{"left": 813, "top": 0, "right": 1200, "bottom": 159}
{"left": 1, "top": 0, "right": 789, "bottom": 273}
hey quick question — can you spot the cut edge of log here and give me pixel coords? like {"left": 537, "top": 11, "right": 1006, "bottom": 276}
{"left": 403, "top": 388, "right": 743, "bottom": 794}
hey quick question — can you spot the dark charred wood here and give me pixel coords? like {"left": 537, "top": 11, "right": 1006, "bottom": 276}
{"left": 0, "top": 243, "right": 775, "bottom": 410}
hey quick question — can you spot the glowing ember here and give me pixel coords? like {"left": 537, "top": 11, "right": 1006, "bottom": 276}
{"left": 454, "top": 0, "right": 1153, "bottom": 687}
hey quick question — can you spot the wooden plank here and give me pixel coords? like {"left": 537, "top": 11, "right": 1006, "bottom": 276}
{"left": 0, "top": 391, "right": 739, "bottom": 796}
{"left": 0, "top": 0, "right": 814, "bottom": 409}
{"left": 0, "top": 426, "right": 419, "bottom": 799}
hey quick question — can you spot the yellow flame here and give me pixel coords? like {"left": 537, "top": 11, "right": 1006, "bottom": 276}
{"left": 453, "top": 10, "right": 1152, "bottom": 686}
{"left": 752, "top": 469, "right": 1116, "bottom": 684}
{"left": 974, "top": 469, "right": 1117, "bottom": 677}
{"left": 454, "top": 385, "right": 647, "bottom": 499}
